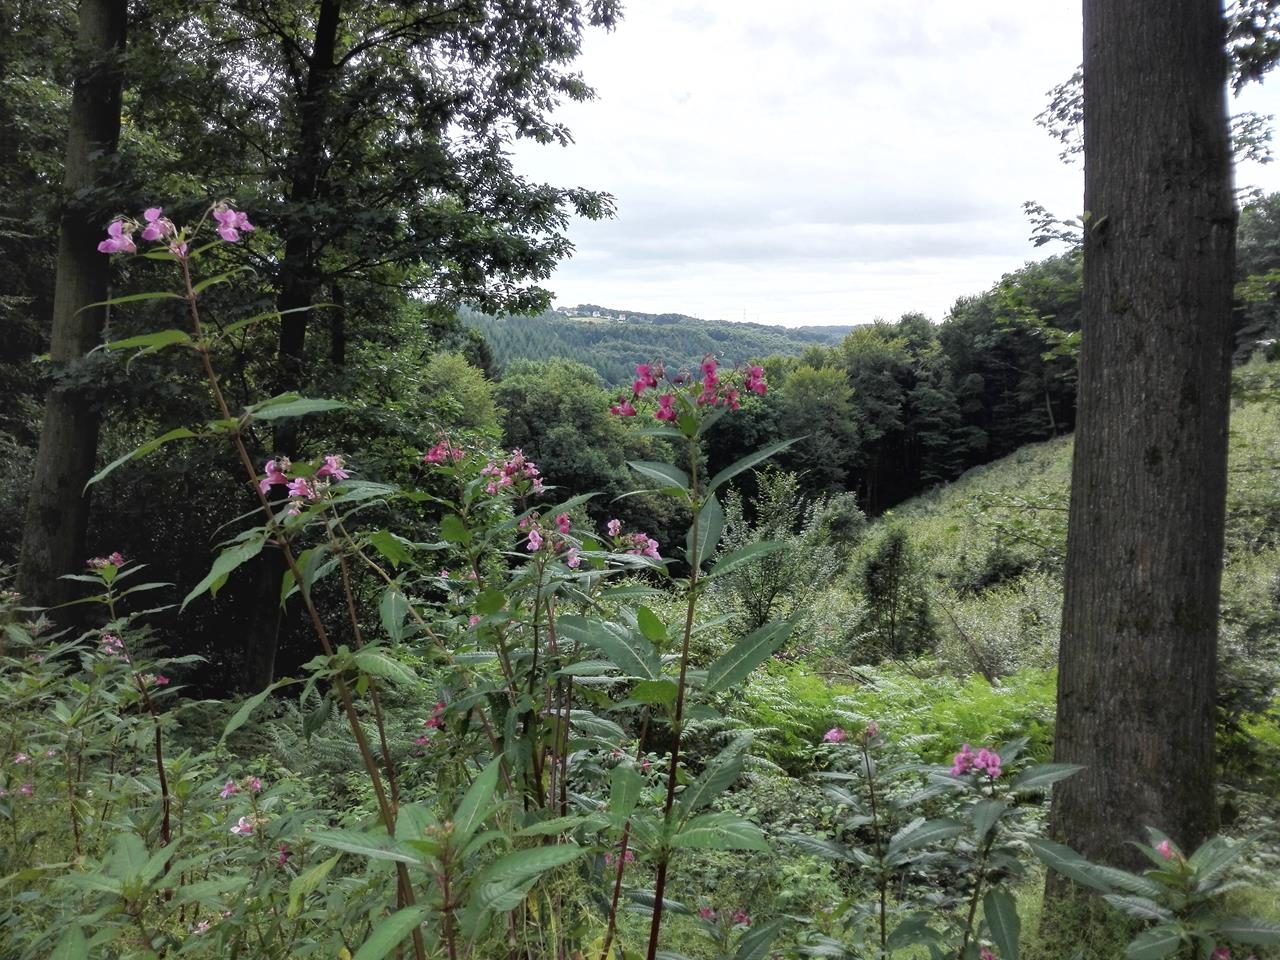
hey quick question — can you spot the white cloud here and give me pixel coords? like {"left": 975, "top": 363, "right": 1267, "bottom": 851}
{"left": 514, "top": 1, "right": 1280, "bottom": 326}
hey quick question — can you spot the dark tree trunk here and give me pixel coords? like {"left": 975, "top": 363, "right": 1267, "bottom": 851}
{"left": 240, "top": 0, "right": 342, "bottom": 690}
{"left": 17, "top": 0, "right": 126, "bottom": 608}
{"left": 1050, "top": 0, "right": 1235, "bottom": 869}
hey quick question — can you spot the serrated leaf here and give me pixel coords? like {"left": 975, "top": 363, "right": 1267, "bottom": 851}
{"left": 309, "top": 829, "right": 420, "bottom": 864}
{"left": 557, "top": 615, "right": 660, "bottom": 680}
{"left": 83, "top": 290, "right": 185, "bottom": 310}
{"left": 352, "top": 649, "right": 417, "bottom": 686}
{"left": 706, "top": 541, "right": 787, "bottom": 581}
{"left": 439, "top": 513, "right": 471, "bottom": 545}
{"left": 627, "top": 460, "right": 690, "bottom": 492}
{"left": 1187, "top": 836, "right": 1246, "bottom": 886}
{"left": 86, "top": 427, "right": 198, "bottom": 489}
{"left": 248, "top": 397, "right": 345, "bottom": 420}
{"left": 472, "top": 845, "right": 586, "bottom": 913}
{"left": 636, "top": 606, "right": 668, "bottom": 644}
{"left": 629, "top": 678, "right": 678, "bottom": 707}
{"left": 687, "top": 495, "right": 724, "bottom": 570}
{"left": 610, "top": 765, "right": 643, "bottom": 819}
{"left": 288, "top": 855, "right": 340, "bottom": 918}
{"left": 182, "top": 533, "right": 266, "bottom": 610}
{"left": 735, "top": 918, "right": 785, "bottom": 960}
{"left": 984, "top": 888, "right": 1020, "bottom": 960}
{"left": 677, "top": 738, "right": 748, "bottom": 817}
{"left": 453, "top": 757, "right": 502, "bottom": 848}
{"left": 367, "top": 530, "right": 411, "bottom": 569}
{"left": 1125, "top": 924, "right": 1185, "bottom": 960}
{"left": 1102, "top": 895, "right": 1173, "bottom": 922}
{"left": 1028, "top": 838, "right": 1115, "bottom": 893}
{"left": 1216, "top": 917, "right": 1280, "bottom": 944}
{"left": 1011, "top": 763, "right": 1084, "bottom": 792}
{"left": 886, "top": 818, "right": 964, "bottom": 859}
{"left": 352, "top": 906, "right": 429, "bottom": 960}
{"left": 379, "top": 589, "right": 409, "bottom": 643}
{"left": 705, "top": 621, "right": 791, "bottom": 692}
{"left": 671, "top": 812, "right": 768, "bottom": 851}
{"left": 50, "top": 926, "right": 88, "bottom": 960}
{"left": 100, "top": 328, "right": 192, "bottom": 353}
{"left": 221, "top": 679, "right": 287, "bottom": 743}
{"left": 706, "top": 438, "right": 798, "bottom": 494}
{"left": 970, "top": 799, "right": 1007, "bottom": 841}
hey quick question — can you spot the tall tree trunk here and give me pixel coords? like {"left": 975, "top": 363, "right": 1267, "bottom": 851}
{"left": 1050, "top": 0, "right": 1234, "bottom": 871}
{"left": 17, "top": 0, "right": 126, "bottom": 608}
{"left": 240, "top": 0, "right": 342, "bottom": 690}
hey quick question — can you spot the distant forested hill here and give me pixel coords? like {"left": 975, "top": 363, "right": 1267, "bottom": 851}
{"left": 459, "top": 304, "right": 857, "bottom": 384}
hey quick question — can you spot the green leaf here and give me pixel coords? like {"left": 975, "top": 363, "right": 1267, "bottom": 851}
{"left": 677, "top": 738, "right": 749, "bottom": 817}
{"left": 970, "top": 799, "right": 1007, "bottom": 841}
{"left": 288, "top": 855, "right": 340, "bottom": 918}
{"left": 453, "top": 757, "right": 503, "bottom": 848}
{"left": 379, "top": 589, "right": 409, "bottom": 643}
{"left": 352, "top": 649, "right": 417, "bottom": 686}
{"left": 1216, "top": 917, "right": 1280, "bottom": 945}
{"left": 735, "top": 918, "right": 786, "bottom": 960}
{"left": 353, "top": 906, "right": 430, "bottom": 960}
{"left": 706, "top": 438, "right": 798, "bottom": 494}
{"left": 1028, "top": 839, "right": 1114, "bottom": 893}
{"left": 247, "top": 396, "right": 345, "bottom": 421}
{"left": 886, "top": 818, "right": 964, "bottom": 859}
{"left": 1010, "top": 763, "right": 1084, "bottom": 792}
{"left": 1125, "top": 925, "right": 1185, "bottom": 960}
{"left": 1102, "top": 895, "right": 1173, "bottom": 922}
{"left": 82, "top": 290, "right": 185, "bottom": 311}
{"left": 221, "top": 680, "right": 286, "bottom": 743}
{"left": 191, "top": 266, "right": 252, "bottom": 295}
{"left": 610, "top": 764, "right": 643, "bottom": 819}
{"left": 471, "top": 845, "right": 586, "bottom": 913}
{"left": 705, "top": 621, "right": 792, "bottom": 692}
{"left": 671, "top": 812, "right": 768, "bottom": 851}
{"left": 475, "top": 588, "right": 506, "bottom": 615}
{"left": 85, "top": 427, "right": 198, "bottom": 489}
{"left": 367, "top": 530, "right": 411, "bottom": 569}
{"left": 1187, "top": 836, "right": 1247, "bottom": 886}
{"left": 557, "top": 615, "right": 660, "bottom": 680}
{"left": 705, "top": 541, "right": 787, "bottom": 581}
{"left": 686, "top": 495, "right": 724, "bottom": 570}
{"left": 50, "top": 926, "right": 88, "bottom": 960}
{"left": 99, "top": 328, "right": 192, "bottom": 353}
{"left": 440, "top": 513, "right": 471, "bottom": 546}
{"left": 627, "top": 460, "right": 690, "bottom": 493}
{"left": 629, "top": 678, "right": 679, "bottom": 708}
{"left": 784, "top": 832, "right": 853, "bottom": 862}
{"left": 636, "top": 606, "right": 669, "bottom": 645}
{"left": 308, "top": 829, "right": 420, "bottom": 864}
{"left": 182, "top": 533, "right": 266, "bottom": 610}
{"left": 1087, "top": 865, "right": 1166, "bottom": 899}
{"left": 984, "top": 889, "right": 1020, "bottom": 960}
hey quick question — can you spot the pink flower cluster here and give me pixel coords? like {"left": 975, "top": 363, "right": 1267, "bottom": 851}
{"left": 98, "top": 201, "right": 253, "bottom": 258}
{"left": 100, "top": 633, "right": 126, "bottom": 657}
{"left": 519, "top": 512, "right": 582, "bottom": 567}
{"left": 603, "top": 517, "right": 660, "bottom": 560}
{"left": 609, "top": 356, "right": 768, "bottom": 421}
{"left": 416, "top": 701, "right": 447, "bottom": 747}
{"left": 481, "top": 449, "right": 544, "bottom": 496}
{"left": 697, "top": 907, "right": 751, "bottom": 926}
{"left": 0, "top": 783, "right": 35, "bottom": 798}
{"left": 823, "top": 727, "right": 847, "bottom": 743}
{"left": 259, "top": 455, "right": 349, "bottom": 514}
{"left": 220, "top": 776, "right": 264, "bottom": 800}
{"left": 951, "top": 744, "right": 1002, "bottom": 778}
{"left": 423, "top": 439, "right": 465, "bottom": 465}
{"left": 88, "top": 551, "right": 126, "bottom": 569}
{"left": 603, "top": 847, "right": 635, "bottom": 868}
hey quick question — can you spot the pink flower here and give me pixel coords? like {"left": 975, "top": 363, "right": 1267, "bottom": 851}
{"left": 975, "top": 748, "right": 1002, "bottom": 778}
{"left": 822, "top": 727, "right": 846, "bottom": 744}
{"left": 951, "top": 743, "right": 975, "bottom": 776}
{"left": 555, "top": 512, "right": 571, "bottom": 534}
{"left": 168, "top": 239, "right": 189, "bottom": 259}
{"left": 153, "top": 674, "right": 170, "bottom": 686}
{"left": 640, "top": 757, "right": 652, "bottom": 772}
{"left": 425, "top": 702, "right": 446, "bottom": 729}
{"left": 980, "top": 949, "right": 997, "bottom": 960}
{"left": 723, "top": 388, "right": 741, "bottom": 410}
{"left": 247, "top": 776, "right": 263, "bottom": 793}
{"left": 732, "top": 909, "right": 751, "bottom": 926}
{"left": 192, "top": 920, "right": 211, "bottom": 935}
{"left": 230, "top": 816, "right": 254, "bottom": 836}
{"left": 1211, "top": 949, "right": 1231, "bottom": 960}
{"left": 864, "top": 721, "right": 880, "bottom": 741}
{"left": 635, "top": 363, "right": 659, "bottom": 391}
{"left": 287, "top": 477, "right": 317, "bottom": 500}
{"left": 1156, "top": 839, "right": 1174, "bottom": 860}
{"left": 17, "top": 783, "right": 33, "bottom": 797}
{"left": 315, "top": 454, "right": 349, "bottom": 481}
{"left": 89, "top": 551, "right": 126, "bottom": 569}
{"left": 626, "top": 532, "right": 661, "bottom": 559}
{"left": 212, "top": 204, "right": 254, "bottom": 243}
{"left": 97, "top": 218, "right": 136, "bottom": 255}
{"left": 654, "top": 393, "right": 677, "bottom": 422}
{"left": 277, "top": 843, "right": 291, "bottom": 866}
{"left": 220, "top": 780, "right": 238, "bottom": 799}
{"left": 526, "top": 528, "right": 544, "bottom": 551}
{"left": 609, "top": 399, "right": 637, "bottom": 417}
{"left": 701, "top": 355, "right": 718, "bottom": 379}
{"left": 468, "top": 614, "right": 481, "bottom": 627}
{"left": 606, "top": 518, "right": 622, "bottom": 538}
{"left": 13, "top": 752, "right": 30, "bottom": 764}
{"left": 698, "top": 907, "right": 717, "bottom": 921}
{"left": 259, "top": 458, "right": 291, "bottom": 494}
{"left": 566, "top": 548, "right": 581, "bottom": 569}
{"left": 140, "top": 207, "right": 174, "bottom": 242}
{"left": 423, "top": 440, "right": 463, "bottom": 464}
{"left": 745, "top": 365, "right": 767, "bottom": 396}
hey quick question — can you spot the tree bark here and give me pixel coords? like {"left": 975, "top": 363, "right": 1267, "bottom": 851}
{"left": 1050, "top": 0, "right": 1235, "bottom": 869}
{"left": 18, "top": 0, "right": 126, "bottom": 608}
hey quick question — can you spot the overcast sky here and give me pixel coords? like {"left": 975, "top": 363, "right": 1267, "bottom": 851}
{"left": 512, "top": 1, "right": 1280, "bottom": 327}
